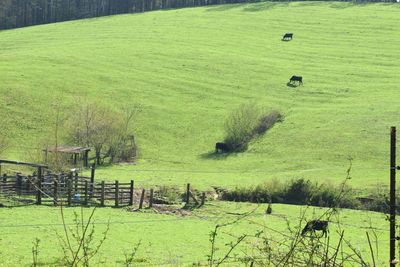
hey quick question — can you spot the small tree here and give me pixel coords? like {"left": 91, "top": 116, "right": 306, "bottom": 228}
{"left": 223, "top": 103, "right": 261, "bottom": 151}
{"left": 223, "top": 104, "right": 283, "bottom": 153}
{"left": 67, "top": 101, "right": 140, "bottom": 165}
{"left": 107, "top": 105, "right": 141, "bottom": 163}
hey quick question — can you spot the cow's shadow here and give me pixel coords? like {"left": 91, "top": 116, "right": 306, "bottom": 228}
{"left": 286, "top": 82, "right": 298, "bottom": 88}
{"left": 281, "top": 39, "right": 292, "bottom": 42}
{"left": 200, "top": 151, "right": 232, "bottom": 160}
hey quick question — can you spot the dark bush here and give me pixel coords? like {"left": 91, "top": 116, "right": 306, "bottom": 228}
{"left": 284, "top": 178, "right": 314, "bottom": 204}
{"left": 251, "top": 110, "right": 284, "bottom": 137}
{"left": 221, "top": 179, "right": 400, "bottom": 213}
{"left": 221, "top": 178, "right": 361, "bottom": 210}
{"left": 223, "top": 104, "right": 283, "bottom": 153}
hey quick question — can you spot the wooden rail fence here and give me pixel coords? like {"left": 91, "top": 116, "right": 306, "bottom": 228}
{"left": 0, "top": 171, "right": 205, "bottom": 209}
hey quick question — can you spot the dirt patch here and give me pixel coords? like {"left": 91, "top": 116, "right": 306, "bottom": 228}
{"left": 130, "top": 204, "right": 191, "bottom": 216}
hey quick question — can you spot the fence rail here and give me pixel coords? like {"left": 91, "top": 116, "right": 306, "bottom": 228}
{"left": 0, "top": 172, "right": 205, "bottom": 209}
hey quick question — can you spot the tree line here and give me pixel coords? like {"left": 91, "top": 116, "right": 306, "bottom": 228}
{"left": 0, "top": 0, "right": 248, "bottom": 30}
{"left": 1, "top": 0, "right": 397, "bottom": 30}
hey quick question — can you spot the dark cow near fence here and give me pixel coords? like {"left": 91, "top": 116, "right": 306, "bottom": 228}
{"left": 282, "top": 33, "right": 293, "bottom": 41}
{"left": 301, "top": 220, "right": 329, "bottom": 237}
{"left": 215, "top": 142, "right": 229, "bottom": 153}
{"left": 289, "top": 75, "right": 303, "bottom": 85}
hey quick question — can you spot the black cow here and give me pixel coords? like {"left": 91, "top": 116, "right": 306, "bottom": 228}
{"left": 215, "top": 142, "right": 229, "bottom": 153}
{"left": 301, "top": 220, "right": 329, "bottom": 237}
{"left": 282, "top": 33, "right": 293, "bottom": 41}
{"left": 289, "top": 75, "right": 303, "bottom": 85}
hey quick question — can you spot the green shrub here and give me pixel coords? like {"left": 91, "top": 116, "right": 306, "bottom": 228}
{"left": 223, "top": 103, "right": 260, "bottom": 152}
{"left": 223, "top": 104, "right": 283, "bottom": 152}
{"left": 284, "top": 178, "right": 314, "bottom": 204}
{"left": 155, "top": 185, "right": 182, "bottom": 204}
{"left": 221, "top": 178, "right": 362, "bottom": 210}
{"left": 251, "top": 110, "right": 284, "bottom": 137}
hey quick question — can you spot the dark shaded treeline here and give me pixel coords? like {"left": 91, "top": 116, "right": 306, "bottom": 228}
{"left": 0, "top": 0, "right": 247, "bottom": 30}
{"left": 0, "top": 0, "right": 396, "bottom": 30}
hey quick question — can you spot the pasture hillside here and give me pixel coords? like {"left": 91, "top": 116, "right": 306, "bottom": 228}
{"left": 1, "top": 2, "right": 400, "bottom": 191}
{"left": 0, "top": 202, "right": 390, "bottom": 265}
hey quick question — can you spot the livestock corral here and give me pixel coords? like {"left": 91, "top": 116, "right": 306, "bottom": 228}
{"left": 0, "top": 160, "right": 205, "bottom": 210}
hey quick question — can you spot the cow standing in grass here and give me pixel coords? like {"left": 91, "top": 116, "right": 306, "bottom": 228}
{"left": 301, "top": 220, "right": 329, "bottom": 237}
{"left": 215, "top": 142, "right": 229, "bottom": 153}
{"left": 282, "top": 33, "right": 293, "bottom": 41}
{"left": 289, "top": 75, "right": 303, "bottom": 85}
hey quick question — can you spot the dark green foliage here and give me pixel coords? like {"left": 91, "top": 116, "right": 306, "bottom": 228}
{"left": 67, "top": 102, "right": 140, "bottom": 165}
{"left": 155, "top": 186, "right": 182, "bottom": 204}
{"left": 0, "top": 0, "right": 274, "bottom": 30}
{"left": 223, "top": 105, "right": 283, "bottom": 153}
{"left": 251, "top": 110, "right": 284, "bottom": 137}
{"left": 284, "top": 178, "right": 314, "bottom": 204}
{"left": 222, "top": 178, "right": 363, "bottom": 210}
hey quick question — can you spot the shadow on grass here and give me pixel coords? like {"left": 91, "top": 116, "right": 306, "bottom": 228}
{"left": 206, "top": 1, "right": 289, "bottom": 12}
{"left": 199, "top": 151, "right": 234, "bottom": 160}
{"left": 206, "top": 3, "right": 242, "bottom": 12}
{"left": 242, "top": 1, "right": 289, "bottom": 12}
{"left": 206, "top": 1, "right": 379, "bottom": 13}
{"left": 286, "top": 82, "right": 298, "bottom": 88}
{"left": 329, "top": 1, "right": 374, "bottom": 9}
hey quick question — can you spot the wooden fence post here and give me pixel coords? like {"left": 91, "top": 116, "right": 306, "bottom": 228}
{"left": 190, "top": 191, "right": 199, "bottom": 205}
{"left": 84, "top": 180, "right": 89, "bottom": 205}
{"left": 115, "top": 180, "right": 119, "bottom": 207}
{"left": 67, "top": 179, "right": 72, "bottom": 206}
{"left": 36, "top": 167, "right": 42, "bottom": 205}
{"left": 90, "top": 163, "right": 95, "bottom": 198}
{"left": 149, "top": 189, "right": 154, "bottom": 208}
{"left": 139, "top": 189, "right": 145, "bottom": 209}
{"left": 26, "top": 176, "right": 32, "bottom": 192}
{"left": 16, "top": 174, "right": 22, "bottom": 194}
{"left": 186, "top": 183, "right": 190, "bottom": 204}
{"left": 390, "top": 126, "right": 397, "bottom": 267}
{"left": 129, "top": 180, "right": 134, "bottom": 206}
{"left": 201, "top": 192, "right": 206, "bottom": 206}
{"left": 67, "top": 172, "right": 72, "bottom": 206}
{"left": 100, "top": 181, "right": 105, "bottom": 207}
{"left": 84, "top": 150, "right": 89, "bottom": 167}
{"left": 53, "top": 180, "right": 58, "bottom": 206}
{"left": 74, "top": 172, "right": 78, "bottom": 192}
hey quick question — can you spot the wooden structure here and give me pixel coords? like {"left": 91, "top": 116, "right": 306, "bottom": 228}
{"left": 0, "top": 159, "right": 48, "bottom": 205}
{"left": 0, "top": 173, "right": 132, "bottom": 207}
{"left": 43, "top": 146, "right": 91, "bottom": 167}
{"left": 0, "top": 160, "right": 206, "bottom": 209}
{"left": 0, "top": 159, "right": 48, "bottom": 181}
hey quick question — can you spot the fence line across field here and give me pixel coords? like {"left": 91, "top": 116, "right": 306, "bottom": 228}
{"left": 0, "top": 209, "right": 389, "bottom": 233}
{"left": 0, "top": 168, "right": 206, "bottom": 210}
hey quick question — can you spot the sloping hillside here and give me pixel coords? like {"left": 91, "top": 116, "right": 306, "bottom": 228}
{"left": 1, "top": 2, "right": 400, "bottom": 190}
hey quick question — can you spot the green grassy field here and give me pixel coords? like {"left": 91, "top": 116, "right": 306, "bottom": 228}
{"left": 2, "top": 2, "right": 400, "bottom": 265}
{"left": 0, "top": 202, "right": 390, "bottom": 266}
{"left": 1, "top": 2, "right": 400, "bottom": 191}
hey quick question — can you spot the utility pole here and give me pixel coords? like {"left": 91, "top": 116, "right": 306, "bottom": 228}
{"left": 390, "top": 126, "right": 396, "bottom": 267}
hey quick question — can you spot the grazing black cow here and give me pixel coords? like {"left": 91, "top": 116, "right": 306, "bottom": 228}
{"left": 215, "top": 142, "right": 229, "bottom": 153}
{"left": 282, "top": 33, "right": 293, "bottom": 41}
{"left": 301, "top": 220, "right": 329, "bottom": 237}
{"left": 289, "top": 75, "right": 303, "bottom": 85}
